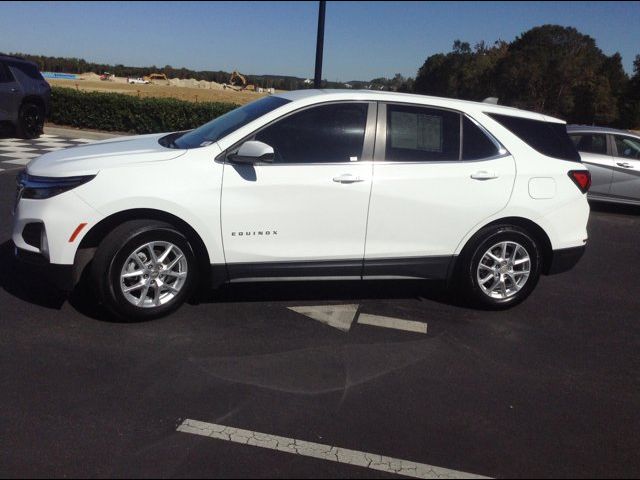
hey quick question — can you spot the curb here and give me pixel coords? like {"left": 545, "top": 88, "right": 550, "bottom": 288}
{"left": 44, "top": 124, "right": 125, "bottom": 140}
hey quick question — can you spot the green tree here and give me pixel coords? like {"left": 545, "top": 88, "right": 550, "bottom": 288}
{"left": 619, "top": 55, "right": 640, "bottom": 129}
{"left": 413, "top": 40, "right": 507, "bottom": 100}
{"left": 413, "top": 25, "right": 630, "bottom": 126}
{"left": 493, "top": 25, "right": 626, "bottom": 124}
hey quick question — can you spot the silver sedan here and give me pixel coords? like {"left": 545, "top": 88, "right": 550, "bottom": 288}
{"left": 568, "top": 125, "right": 640, "bottom": 206}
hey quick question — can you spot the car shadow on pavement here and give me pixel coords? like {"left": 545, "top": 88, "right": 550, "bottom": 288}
{"left": 204, "top": 278, "right": 459, "bottom": 306}
{"left": 0, "top": 241, "right": 67, "bottom": 310}
{"left": 0, "top": 122, "right": 18, "bottom": 139}
{"left": 0, "top": 239, "right": 464, "bottom": 321}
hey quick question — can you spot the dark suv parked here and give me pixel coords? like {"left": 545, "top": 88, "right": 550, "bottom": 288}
{"left": 0, "top": 55, "right": 51, "bottom": 138}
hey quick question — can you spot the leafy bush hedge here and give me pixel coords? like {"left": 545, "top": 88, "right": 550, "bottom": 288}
{"left": 50, "top": 87, "right": 239, "bottom": 134}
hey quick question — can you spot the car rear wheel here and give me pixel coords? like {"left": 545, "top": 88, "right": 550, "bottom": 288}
{"left": 458, "top": 225, "right": 541, "bottom": 309}
{"left": 91, "top": 220, "right": 197, "bottom": 321}
{"left": 17, "top": 102, "right": 44, "bottom": 139}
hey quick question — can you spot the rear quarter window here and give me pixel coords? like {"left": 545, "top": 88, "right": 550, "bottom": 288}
{"left": 487, "top": 113, "right": 580, "bottom": 162}
{"left": 462, "top": 117, "right": 500, "bottom": 160}
{"left": 8, "top": 61, "right": 43, "bottom": 80}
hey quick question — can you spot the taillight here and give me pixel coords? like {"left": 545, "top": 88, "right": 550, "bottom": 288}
{"left": 568, "top": 170, "right": 591, "bottom": 193}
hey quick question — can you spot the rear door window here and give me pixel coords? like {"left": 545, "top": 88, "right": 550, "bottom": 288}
{"left": 569, "top": 134, "right": 607, "bottom": 155}
{"left": 488, "top": 113, "right": 580, "bottom": 162}
{"left": 613, "top": 135, "right": 640, "bottom": 159}
{"left": 385, "top": 104, "right": 460, "bottom": 161}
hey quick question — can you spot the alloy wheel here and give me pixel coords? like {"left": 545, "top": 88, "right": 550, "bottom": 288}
{"left": 476, "top": 241, "right": 531, "bottom": 299}
{"left": 119, "top": 241, "right": 188, "bottom": 308}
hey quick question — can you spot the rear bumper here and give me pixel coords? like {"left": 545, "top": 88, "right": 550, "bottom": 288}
{"left": 545, "top": 245, "right": 586, "bottom": 275}
{"left": 14, "top": 245, "right": 74, "bottom": 292}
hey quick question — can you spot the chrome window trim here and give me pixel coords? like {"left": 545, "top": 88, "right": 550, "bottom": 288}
{"left": 216, "top": 99, "right": 512, "bottom": 166}
{"left": 372, "top": 153, "right": 511, "bottom": 165}
{"left": 220, "top": 160, "right": 378, "bottom": 167}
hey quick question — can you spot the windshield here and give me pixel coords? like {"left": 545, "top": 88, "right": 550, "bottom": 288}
{"left": 173, "top": 96, "right": 290, "bottom": 149}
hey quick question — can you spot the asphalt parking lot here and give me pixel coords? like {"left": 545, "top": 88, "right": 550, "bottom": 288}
{"left": 1, "top": 161, "right": 639, "bottom": 478}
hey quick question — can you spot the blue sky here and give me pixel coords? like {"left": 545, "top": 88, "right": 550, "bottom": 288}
{"left": 1, "top": 1, "right": 639, "bottom": 80}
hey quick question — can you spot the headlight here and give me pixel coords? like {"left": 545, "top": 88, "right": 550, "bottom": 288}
{"left": 17, "top": 171, "right": 96, "bottom": 200}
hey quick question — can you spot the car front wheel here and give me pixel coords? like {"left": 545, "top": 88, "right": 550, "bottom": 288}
{"left": 91, "top": 220, "right": 197, "bottom": 321}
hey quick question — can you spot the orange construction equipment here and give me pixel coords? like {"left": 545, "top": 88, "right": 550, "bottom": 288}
{"left": 225, "top": 70, "right": 256, "bottom": 91}
{"left": 143, "top": 73, "right": 169, "bottom": 83}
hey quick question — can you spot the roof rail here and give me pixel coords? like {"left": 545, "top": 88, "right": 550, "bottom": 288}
{"left": 0, "top": 53, "right": 26, "bottom": 61}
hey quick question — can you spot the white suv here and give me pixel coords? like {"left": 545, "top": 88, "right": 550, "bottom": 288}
{"left": 12, "top": 90, "right": 591, "bottom": 320}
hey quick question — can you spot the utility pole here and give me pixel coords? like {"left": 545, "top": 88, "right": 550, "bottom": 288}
{"left": 314, "top": 0, "right": 326, "bottom": 89}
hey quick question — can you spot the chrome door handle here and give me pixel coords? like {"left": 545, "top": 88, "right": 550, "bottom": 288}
{"left": 333, "top": 174, "right": 365, "bottom": 184}
{"left": 10, "top": 88, "right": 18, "bottom": 93}
{"left": 616, "top": 162, "right": 633, "bottom": 168}
{"left": 470, "top": 171, "right": 498, "bottom": 180}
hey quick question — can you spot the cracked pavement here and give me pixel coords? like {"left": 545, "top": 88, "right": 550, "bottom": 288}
{"left": 177, "top": 419, "right": 487, "bottom": 479}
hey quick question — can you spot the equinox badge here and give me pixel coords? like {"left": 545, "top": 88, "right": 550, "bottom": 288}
{"left": 231, "top": 230, "right": 278, "bottom": 237}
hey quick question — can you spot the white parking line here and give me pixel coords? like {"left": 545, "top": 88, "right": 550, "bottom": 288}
{"left": 177, "top": 419, "right": 489, "bottom": 479}
{"left": 358, "top": 314, "right": 428, "bottom": 334}
{"left": 288, "top": 304, "right": 359, "bottom": 332}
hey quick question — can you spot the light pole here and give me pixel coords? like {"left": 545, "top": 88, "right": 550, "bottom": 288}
{"left": 313, "top": 1, "right": 326, "bottom": 89}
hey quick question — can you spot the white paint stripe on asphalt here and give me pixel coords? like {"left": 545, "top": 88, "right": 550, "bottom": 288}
{"left": 177, "top": 419, "right": 489, "bottom": 479}
{"left": 358, "top": 314, "right": 428, "bottom": 334}
{"left": 288, "top": 304, "right": 359, "bottom": 332}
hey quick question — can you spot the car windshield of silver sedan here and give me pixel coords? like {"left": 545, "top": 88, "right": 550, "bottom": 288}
{"left": 165, "top": 96, "right": 291, "bottom": 149}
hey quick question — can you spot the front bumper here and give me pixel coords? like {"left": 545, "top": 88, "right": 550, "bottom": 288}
{"left": 12, "top": 191, "right": 102, "bottom": 265}
{"left": 545, "top": 245, "right": 586, "bottom": 275}
{"left": 14, "top": 245, "right": 74, "bottom": 292}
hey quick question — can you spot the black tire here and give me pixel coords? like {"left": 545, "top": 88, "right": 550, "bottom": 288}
{"left": 16, "top": 102, "right": 44, "bottom": 139}
{"left": 91, "top": 220, "right": 198, "bottom": 321}
{"left": 457, "top": 225, "right": 541, "bottom": 309}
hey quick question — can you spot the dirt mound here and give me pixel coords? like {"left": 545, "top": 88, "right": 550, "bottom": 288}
{"left": 79, "top": 72, "right": 101, "bottom": 81}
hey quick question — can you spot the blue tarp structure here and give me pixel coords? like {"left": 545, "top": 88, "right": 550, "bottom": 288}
{"left": 42, "top": 72, "right": 77, "bottom": 79}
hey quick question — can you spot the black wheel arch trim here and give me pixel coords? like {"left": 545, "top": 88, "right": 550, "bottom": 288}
{"left": 546, "top": 245, "right": 586, "bottom": 275}
{"left": 21, "top": 95, "right": 47, "bottom": 114}
{"left": 75, "top": 209, "right": 211, "bottom": 293}
{"left": 450, "top": 216, "right": 554, "bottom": 281}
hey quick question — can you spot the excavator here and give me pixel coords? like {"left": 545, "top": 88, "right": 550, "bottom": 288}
{"left": 143, "top": 73, "right": 169, "bottom": 84}
{"left": 224, "top": 70, "right": 256, "bottom": 91}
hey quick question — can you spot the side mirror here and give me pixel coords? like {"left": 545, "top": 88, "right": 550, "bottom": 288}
{"left": 228, "top": 140, "right": 274, "bottom": 164}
